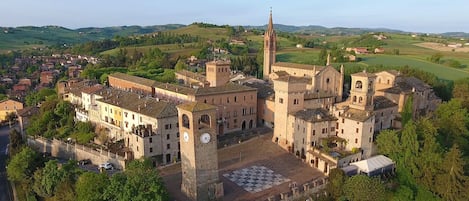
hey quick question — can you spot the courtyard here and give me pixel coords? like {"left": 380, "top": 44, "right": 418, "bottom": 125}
{"left": 160, "top": 133, "right": 325, "bottom": 201}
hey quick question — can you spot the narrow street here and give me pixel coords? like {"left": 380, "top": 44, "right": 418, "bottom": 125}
{"left": 0, "top": 125, "right": 13, "bottom": 201}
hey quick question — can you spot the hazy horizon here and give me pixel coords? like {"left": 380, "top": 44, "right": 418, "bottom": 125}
{"left": 1, "top": 0, "right": 468, "bottom": 33}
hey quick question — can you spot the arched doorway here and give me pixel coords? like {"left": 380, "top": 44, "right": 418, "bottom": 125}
{"left": 249, "top": 120, "right": 253, "bottom": 129}
{"left": 241, "top": 121, "right": 246, "bottom": 130}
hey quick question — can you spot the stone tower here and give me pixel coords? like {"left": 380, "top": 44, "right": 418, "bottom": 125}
{"left": 177, "top": 102, "right": 224, "bottom": 201}
{"left": 272, "top": 76, "right": 307, "bottom": 152}
{"left": 349, "top": 70, "right": 376, "bottom": 111}
{"left": 206, "top": 60, "right": 231, "bottom": 87}
{"left": 263, "top": 9, "right": 276, "bottom": 80}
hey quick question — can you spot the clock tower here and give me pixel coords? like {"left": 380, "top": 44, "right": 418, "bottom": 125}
{"left": 177, "top": 102, "right": 224, "bottom": 201}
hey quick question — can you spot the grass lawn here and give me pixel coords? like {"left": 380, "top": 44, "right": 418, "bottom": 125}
{"left": 276, "top": 48, "right": 321, "bottom": 64}
{"left": 360, "top": 54, "right": 469, "bottom": 81}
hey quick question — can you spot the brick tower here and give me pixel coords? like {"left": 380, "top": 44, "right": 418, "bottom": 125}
{"left": 263, "top": 9, "right": 277, "bottom": 80}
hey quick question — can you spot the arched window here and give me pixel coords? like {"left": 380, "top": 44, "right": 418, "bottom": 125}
{"left": 200, "top": 114, "right": 210, "bottom": 129}
{"left": 352, "top": 96, "right": 357, "bottom": 103}
{"left": 359, "top": 97, "right": 363, "bottom": 103}
{"left": 182, "top": 114, "right": 190, "bottom": 129}
{"left": 326, "top": 78, "right": 330, "bottom": 84}
{"left": 355, "top": 81, "right": 363, "bottom": 89}
{"left": 378, "top": 78, "right": 381, "bottom": 83}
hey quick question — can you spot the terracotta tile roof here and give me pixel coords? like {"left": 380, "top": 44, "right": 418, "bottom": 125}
{"left": 274, "top": 75, "right": 310, "bottom": 83}
{"left": 273, "top": 62, "right": 325, "bottom": 71}
{"left": 153, "top": 82, "right": 196, "bottom": 95}
{"left": 175, "top": 70, "right": 206, "bottom": 81}
{"left": 177, "top": 102, "right": 217, "bottom": 112}
{"left": 373, "top": 96, "right": 397, "bottom": 110}
{"left": 292, "top": 108, "right": 338, "bottom": 123}
{"left": 379, "top": 76, "right": 431, "bottom": 94}
{"left": 109, "top": 72, "right": 156, "bottom": 87}
{"left": 193, "top": 82, "right": 256, "bottom": 96}
{"left": 341, "top": 108, "right": 373, "bottom": 122}
{"left": 97, "top": 89, "right": 177, "bottom": 118}
{"left": 243, "top": 82, "right": 274, "bottom": 99}
{"left": 81, "top": 84, "right": 104, "bottom": 94}
{"left": 17, "top": 106, "right": 39, "bottom": 117}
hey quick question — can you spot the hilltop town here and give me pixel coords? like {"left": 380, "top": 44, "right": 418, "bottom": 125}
{"left": 2, "top": 10, "right": 469, "bottom": 201}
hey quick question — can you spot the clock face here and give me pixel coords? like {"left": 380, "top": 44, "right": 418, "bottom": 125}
{"left": 200, "top": 133, "right": 211, "bottom": 144}
{"left": 183, "top": 131, "right": 189, "bottom": 142}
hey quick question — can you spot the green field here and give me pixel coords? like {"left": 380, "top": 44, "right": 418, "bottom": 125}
{"left": 276, "top": 48, "right": 320, "bottom": 64}
{"left": 360, "top": 55, "right": 469, "bottom": 81}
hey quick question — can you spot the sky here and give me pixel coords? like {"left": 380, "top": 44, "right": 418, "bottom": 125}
{"left": 1, "top": 0, "right": 468, "bottom": 33}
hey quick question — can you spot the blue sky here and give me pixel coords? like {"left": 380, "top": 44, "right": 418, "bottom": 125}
{"left": 1, "top": 0, "right": 468, "bottom": 33}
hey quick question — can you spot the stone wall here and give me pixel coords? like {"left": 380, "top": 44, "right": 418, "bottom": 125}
{"left": 27, "top": 136, "right": 126, "bottom": 170}
{"left": 265, "top": 177, "right": 328, "bottom": 201}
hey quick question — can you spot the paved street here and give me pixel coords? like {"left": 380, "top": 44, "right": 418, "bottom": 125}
{"left": 0, "top": 125, "right": 13, "bottom": 201}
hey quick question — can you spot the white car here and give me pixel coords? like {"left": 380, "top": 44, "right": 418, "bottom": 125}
{"left": 98, "top": 162, "right": 114, "bottom": 170}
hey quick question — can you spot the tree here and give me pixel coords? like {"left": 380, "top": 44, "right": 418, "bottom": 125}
{"left": 415, "top": 118, "right": 442, "bottom": 192}
{"left": 318, "top": 48, "right": 328, "bottom": 65}
{"left": 325, "top": 168, "right": 346, "bottom": 200}
{"left": 434, "top": 99, "right": 469, "bottom": 147}
{"left": 174, "top": 59, "right": 187, "bottom": 71}
{"left": 430, "top": 53, "right": 443, "bottom": 63}
{"left": 75, "top": 172, "right": 109, "bottom": 201}
{"left": 8, "top": 128, "right": 24, "bottom": 156}
{"left": 400, "top": 121, "right": 420, "bottom": 178}
{"left": 103, "top": 159, "right": 169, "bottom": 201}
{"left": 344, "top": 175, "right": 386, "bottom": 201}
{"left": 376, "top": 129, "right": 400, "bottom": 160}
{"left": 32, "top": 160, "right": 64, "bottom": 197}
{"left": 453, "top": 78, "right": 469, "bottom": 110}
{"left": 436, "top": 145, "right": 468, "bottom": 201}
{"left": 401, "top": 96, "right": 413, "bottom": 127}
{"left": 7, "top": 146, "right": 41, "bottom": 183}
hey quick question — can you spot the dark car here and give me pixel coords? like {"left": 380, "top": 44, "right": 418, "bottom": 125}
{"left": 77, "top": 159, "right": 91, "bottom": 166}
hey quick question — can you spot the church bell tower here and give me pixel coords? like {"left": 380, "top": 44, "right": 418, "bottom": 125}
{"left": 177, "top": 102, "right": 224, "bottom": 201}
{"left": 263, "top": 9, "right": 277, "bottom": 80}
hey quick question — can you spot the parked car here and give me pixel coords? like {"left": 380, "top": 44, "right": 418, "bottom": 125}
{"left": 98, "top": 162, "right": 114, "bottom": 170}
{"left": 77, "top": 159, "right": 91, "bottom": 166}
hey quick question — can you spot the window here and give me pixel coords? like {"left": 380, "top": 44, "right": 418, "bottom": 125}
{"left": 182, "top": 114, "right": 190, "bottom": 128}
{"left": 177, "top": 132, "right": 180, "bottom": 138}
{"left": 356, "top": 128, "right": 359, "bottom": 133}
{"left": 227, "top": 97, "right": 230, "bottom": 103}
{"left": 136, "top": 136, "right": 138, "bottom": 142}
{"left": 322, "top": 128, "right": 325, "bottom": 134}
{"left": 165, "top": 124, "right": 171, "bottom": 129}
{"left": 234, "top": 96, "right": 237, "bottom": 102}
{"left": 166, "top": 134, "right": 170, "bottom": 140}
{"left": 369, "top": 137, "right": 372, "bottom": 143}
{"left": 110, "top": 108, "right": 112, "bottom": 113}
{"left": 150, "top": 147, "right": 153, "bottom": 153}
{"left": 149, "top": 137, "right": 153, "bottom": 143}
{"left": 355, "top": 81, "right": 363, "bottom": 89}
{"left": 326, "top": 78, "right": 330, "bottom": 84}
{"left": 132, "top": 114, "right": 135, "bottom": 120}
{"left": 370, "top": 127, "right": 373, "bottom": 132}
{"left": 341, "top": 129, "right": 344, "bottom": 134}
{"left": 124, "top": 112, "right": 128, "bottom": 117}
{"left": 167, "top": 144, "right": 170, "bottom": 150}
{"left": 137, "top": 146, "right": 139, "bottom": 151}
{"left": 342, "top": 118, "right": 345, "bottom": 123}
{"left": 355, "top": 138, "right": 358, "bottom": 144}
{"left": 279, "top": 98, "right": 284, "bottom": 104}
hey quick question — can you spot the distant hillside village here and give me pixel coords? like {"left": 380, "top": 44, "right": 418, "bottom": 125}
{"left": 3, "top": 11, "right": 460, "bottom": 201}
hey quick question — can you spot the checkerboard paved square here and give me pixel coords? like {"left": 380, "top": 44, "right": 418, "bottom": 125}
{"left": 223, "top": 165, "right": 291, "bottom": 193}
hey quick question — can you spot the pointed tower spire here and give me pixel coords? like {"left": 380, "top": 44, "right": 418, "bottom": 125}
{"left": 326, "top": 53, "right": 331, "bottom": 66}
{"left": 267, "top": 7, "right": 274, "bottom": 34}
{"left": 263, "top": 8, "right": 277, "bottom": 80}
